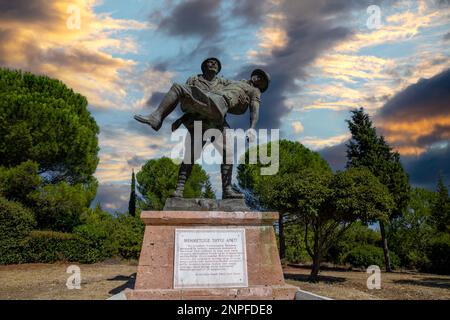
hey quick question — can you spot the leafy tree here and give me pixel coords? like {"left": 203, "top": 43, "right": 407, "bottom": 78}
{"left": 128, "top": 169, "right": 137, "bottom": 217}
{"left": 0, "top": 68, "right": 99, "bottom": 184}
{"left": 202, "top": 177, "right": 216, "bottom": 199}
{"left": 136, "top": 157, "right": 212, "bottom": 210}
{"left": 346, "top": 108, "right": 410, "bottom": 272}
{"left": 238, "top": 140, "right": 331, "bottom": 259}
{"left": 431, "top": 175, "right": 450, "bottom": 233}
{"left": 305, "top": 167, "right": 391, "bottom": 279}
{"left": 389, "top": 187, "right": 435, "bottom": 269}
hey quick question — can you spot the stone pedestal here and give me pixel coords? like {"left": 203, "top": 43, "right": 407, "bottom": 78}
{"left": 125, "top": 211, "right": 298, "bottom": 300}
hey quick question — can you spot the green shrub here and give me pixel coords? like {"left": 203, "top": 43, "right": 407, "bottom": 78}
{"left": 22, "top": 230, "right": 106, "bottom": 264}
{"left": 424, "top": 234, "right": 450, "bottom": 275}
{"left": 284, "top": 224, "right": 310, "bottom": 264}
{"left": 345, "top": 244, "right": 399, "bottom": 269}
{"left": 327, "top": 222, "right": 381, "bottom": 265}
{"left": 113, "top": 215, "right": 144, "bottom": 260}
{"left": 75, "top": 209, "right": 144, "bottom": 260}
{"left": 0, "top": 197, "right": 36, "bottom": 264}
{"left": 30, "top": 182, "right": 94, "bottom": 232}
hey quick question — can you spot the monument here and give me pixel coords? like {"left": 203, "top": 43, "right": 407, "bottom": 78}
{"left": 125, "top": 58, "right": 298, "bottom": 300}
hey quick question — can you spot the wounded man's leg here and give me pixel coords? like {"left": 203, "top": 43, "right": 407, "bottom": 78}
{"left": 134, "top": 83, "right": 184, "bottom": 131}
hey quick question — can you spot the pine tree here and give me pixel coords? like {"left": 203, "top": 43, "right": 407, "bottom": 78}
{"left": 128, "top": 169, "right": 136, "bottom": 217}
{"left": 202, "top": 177, "right": 216, "bottom": 199}
{"left": 346, "top": 108, "right": 410, "bottom": 272}
{"left": 431, "top": 174, "right": 450, "bottom": 232}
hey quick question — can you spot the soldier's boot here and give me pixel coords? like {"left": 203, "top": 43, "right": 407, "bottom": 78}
{"left": 221, "top": 164, "right": 244, "bottom": 199}
{"left": 134, "top": 86, "right": 180, "bottom": 131}
{"left": 170, "top": 163, "right": 193, "bottom": 198}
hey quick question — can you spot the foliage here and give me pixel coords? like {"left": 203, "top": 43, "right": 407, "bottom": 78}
{"left": 0, "top": 160, "right": 42, "bottom": 206}
{"left": 388, "top": 188, "right": 435, "bottom": 269}
{"left": 346, "top": 108, "right": 410, "bottom": 271}
{"left": 284, "top": 224, "right": 311, "bottom": 264}
{"left": 327, "top": 222, "right": 381, "bottom": 265}
{"left": 346, "top": 108, "right": 410, "bottom": 218}
{"left": 22, "top": 230, "right": 105, "bottom": 264}
{"left": 136, "top": 157, "right": 212, "bottom": 210}
{"left": 237, "top": 140, "right": 332, "bottom": 261}
{"left": 0, "top": 197, "right": 36, "bottom": 264}
{"left": 0, "top": 68, "right": 99, "bottom": 184}
{"left": 431, "top": 175, "right": 450, "bottom": 233}
{"left": 345, "top": 245, "right": 389, "bottom": 269}
{"left": 238, "top": 140, "right": 331, "bottom": 193}
{"left": 237, "top": 140, "right": 391, "bottom": 279}
{"left": 75, "top": 206, "right": 145, "bottom": 260}
{"left": 424, "top": 233, "right": 450, "bottom": 275}
{"left": 202, "top": 177, "right": 216, "bottom": 199}
{"left": 331, "top": 167, "right": 393, "bottom": 224}
{"left": 128, "top": 170, "right": 136, "bottom": 217}
{"left": 29, "top": 180, "right": 97, "bottom": 232}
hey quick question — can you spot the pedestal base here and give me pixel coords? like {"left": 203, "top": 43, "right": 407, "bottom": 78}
{"left": 125, "top": 285, "right": 299, "bottom": 300}
{"left": 127, "top": 211, "right": 298, "bottom": 300}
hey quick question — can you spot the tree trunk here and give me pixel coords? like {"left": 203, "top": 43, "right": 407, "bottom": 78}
{"left": 379, "top": 220, "right": 392, "bottom": 272}
{"left": 309, "top": 230, "right": 320, "bottom": 282}
{"left": 278, "top": 213, "right": 285, "bottom": 260}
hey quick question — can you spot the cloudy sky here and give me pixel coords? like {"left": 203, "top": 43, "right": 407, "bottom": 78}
{"left": 1, "top": 0, "right": 449, "bottom": 213}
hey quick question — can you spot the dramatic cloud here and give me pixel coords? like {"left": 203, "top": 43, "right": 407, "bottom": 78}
{"left": 157, "top": 0, "right": 222, "bottom": 39}
{"left": 377, "top": 68, "right": 450, "bottom": 155}
{"left": 231, "top": 0, "right": 269, "bottom": 25}
{"left": 402, "top": 144, "right": 450, "bottom": 189}
{"left": 227, "top": 0, "right": 376, "bottom": 130}
{"left": 0, "top": 0, "right": 148, "bottom": 109}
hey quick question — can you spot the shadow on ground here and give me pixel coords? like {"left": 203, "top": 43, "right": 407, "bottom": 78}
{"left": 284, "top": 273, "right": 346, "bottom": 284}
{"left": 108, "top": 273, "right": 136, "bottom": 295}
{"left": 393, "top": 277, "right": 450, "bottom": 289}
{"left": 287, "top": 264, "right": 353, "bottom": 272}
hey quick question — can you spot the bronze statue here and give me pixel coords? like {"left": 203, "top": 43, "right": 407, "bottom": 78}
{"left": 134, "top": 57, "right": 270, "bottom": 199}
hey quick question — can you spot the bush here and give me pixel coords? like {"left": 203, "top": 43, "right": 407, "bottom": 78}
{"left": 345, "top": 244, "right": 399, "bottom": 269}
{"left": 0, "top": 161, "right": 42, "bottom": 206}
{"left": 30, "top": 182, "right": 93, "bottom": 232}
{"left": 327, "top": 222, "right": 381, "bottom": 265}
{"left": 284, "top": 224, "right": 310, "bottom": 264}
{"left": 114, "top": 215, "right": 145, "bottom": 260}
{"left": 0, "top": 197, "right": 36, "bottom": 264}
{"left": 423, "top": 234, "right": 450, "bottom": 275}
{"left": 75, "top": 208, "right": 144, "bottom": 260}
{"left": 22, "top": 230, "right": 106, "bottom": 264}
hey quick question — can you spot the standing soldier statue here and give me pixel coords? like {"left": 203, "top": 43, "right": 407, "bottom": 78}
{"left": 134, "top": 57, "right": 270, "bottom": 199}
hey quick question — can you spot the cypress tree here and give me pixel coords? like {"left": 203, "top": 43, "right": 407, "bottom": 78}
{"left": 128, "top": 169, "right": 136, "bottom": 217}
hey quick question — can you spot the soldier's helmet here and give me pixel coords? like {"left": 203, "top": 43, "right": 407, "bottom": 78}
{"left": 201, "top": 57, "right": 222, "bottom": 74}
{"left": 251, "top": 69, "right": 270, "bottom": 93}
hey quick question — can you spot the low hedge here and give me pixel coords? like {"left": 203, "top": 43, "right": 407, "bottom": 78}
{"left": 0, "top": 197, "right": 36, "bottom": 264}
{"left": 22, "top": 230, "right": 107, "bottom": 264}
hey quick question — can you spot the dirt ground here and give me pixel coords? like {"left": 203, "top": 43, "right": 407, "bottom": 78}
{"left": 0, "top": 262, "right": 449, "bottom": 300}
{"left": 284, "top": 265, "right": 450, "bottom": 300}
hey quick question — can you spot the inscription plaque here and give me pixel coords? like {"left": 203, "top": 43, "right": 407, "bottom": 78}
{"left": 173, "top": 229, "right": 248, "bottom": 288}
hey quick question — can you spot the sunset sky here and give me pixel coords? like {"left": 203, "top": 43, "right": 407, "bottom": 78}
{"left": 1, "top": 0, "right": 449, "bottom": 213}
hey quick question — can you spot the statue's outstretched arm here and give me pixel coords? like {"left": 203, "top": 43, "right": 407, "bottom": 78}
{"left": 249, "top": 100, "right": 260, "bottom": 129}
